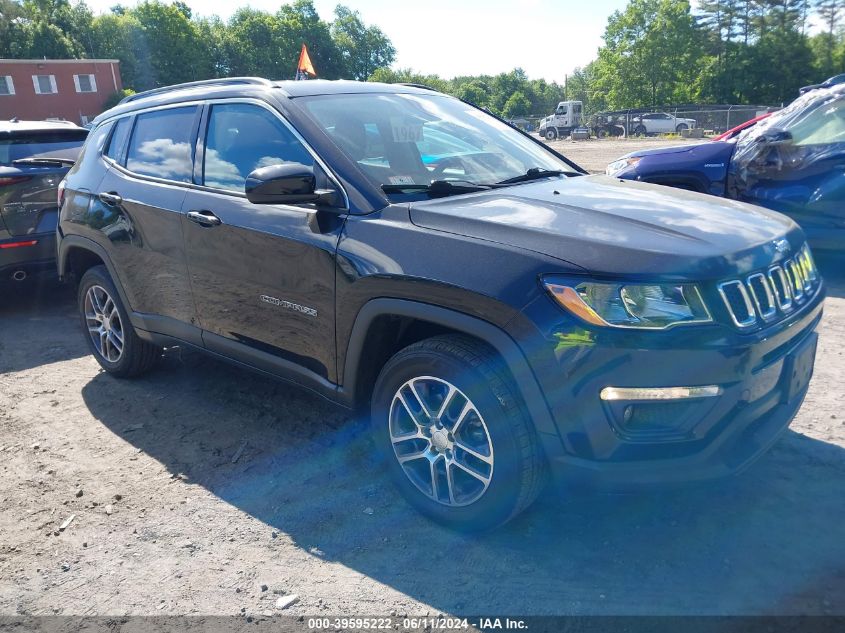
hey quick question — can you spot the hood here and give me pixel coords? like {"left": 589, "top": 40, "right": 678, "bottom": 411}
{"left": 627, "top": 141, "right": 732, "bottom": 160}
{"left": 409, "top": 175, "right": 804, "bottom": 279}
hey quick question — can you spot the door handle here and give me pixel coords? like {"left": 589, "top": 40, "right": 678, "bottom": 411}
{"left": 186, "top": 210, "right": 222, "bottom": 227}
{"left": 99, "top": 191, "right": 122, "bottom": 206}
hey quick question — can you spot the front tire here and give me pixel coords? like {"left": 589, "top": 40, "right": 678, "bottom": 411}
{"left": 78, "top": 265, "right": 161, "bottom": 377}
{"left": 545, "top": 128, "right": 557, "bottom": 141}
{"left": 676, "top": 123, "right": 688, "bottom": 133}
{"left": 371, "top": 335, "right": 545, "bottom": 531}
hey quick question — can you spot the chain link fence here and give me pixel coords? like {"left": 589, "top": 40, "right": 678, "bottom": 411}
{"left": 507, "top": 104, "right": 779, "bottom": 138}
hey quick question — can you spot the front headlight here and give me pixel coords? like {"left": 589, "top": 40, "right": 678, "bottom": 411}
{"left": 544, "top": 280, "right": 712, "bottom": 329}
{"left": 606, "top": 156, "right": 641, "bottom": 175}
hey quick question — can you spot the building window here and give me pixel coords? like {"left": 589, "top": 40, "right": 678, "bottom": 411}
{"left": 0, "top": 76, "right": 14, "bottom": 96}
{"left": 32, "top": 74, "right": 58, "bottom": 95}
{"left": 74, "top": 74, "right": 97, "bottom": 93}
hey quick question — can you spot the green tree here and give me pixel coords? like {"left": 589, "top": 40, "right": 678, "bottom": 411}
{"left": 502, "top": 90, "right": 531, "bottom": 118}
{"left": 129, "top": 1, "right": 208, "bottom": 89}
{"left": 565, "top": 64, "right": 600, "bottom": 113}
{"left": 277, "top": 0, "right": 344, "bottom": 79}
{"left": 368, "top": 67, "right": 449, "bottom": 92}
{"left": 745, "top": 27, "right": 815, "bottom": 102}
{"left": 814, "top": 0, "right": 844, "bottom": 76}
{"left": 593, "top": 0, "right": 705, "bottom": 109}
{"left": 224, "top": 8, "right": 288, "bottom": 79}
{"left": 331, "top": 5, "right": 395, "bottom": 80}
{"left": 456, "top": 80, "right": 489, "bottom": 108}
{"left": 90, "top": 11, "right": 142, "bottom": 89}
{"left": 0, "top": 0, "right": 29, "bottom": 57}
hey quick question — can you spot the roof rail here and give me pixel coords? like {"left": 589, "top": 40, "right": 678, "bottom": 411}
{"left": 397, "top": 83, "right": 441, "bottom": 93}
{"left": 120, "top": 77, "right": 274, "bottom": 104}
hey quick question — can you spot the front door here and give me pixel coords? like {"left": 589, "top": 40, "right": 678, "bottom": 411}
{"left": 182, "top": 101, "right": 345, "bottom": 386}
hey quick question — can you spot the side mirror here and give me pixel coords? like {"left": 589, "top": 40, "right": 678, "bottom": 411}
{"left": 758, "top": 129, "right": 793, "bottom": 146}
{"left": 245, "top": 163, "right": 336, "bottom": 205}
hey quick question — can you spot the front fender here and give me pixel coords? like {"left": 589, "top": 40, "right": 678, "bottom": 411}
{"left": 340, "top": 298, "right": 566, "bottom": 460}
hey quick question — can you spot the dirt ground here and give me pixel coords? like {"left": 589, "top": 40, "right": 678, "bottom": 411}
{"left": 1, "top": 155, "right": 844, "bottom": 616}
{"left": 547, "top": 136, "right": 701, "bottom": 173}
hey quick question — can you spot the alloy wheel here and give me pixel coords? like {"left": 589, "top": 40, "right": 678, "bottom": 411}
{"left": 389, "top": 376, "right": 494, "bottom": 507}
{"left": 84, "top": 285, "right": 124, "bottom": 363}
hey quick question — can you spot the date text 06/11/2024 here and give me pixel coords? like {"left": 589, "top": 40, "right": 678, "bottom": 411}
{"left": 306, "top": 617, "right": 529, "bottom": 630}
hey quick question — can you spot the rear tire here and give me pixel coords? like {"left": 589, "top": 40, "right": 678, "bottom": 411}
{"left": 371, "top": 335, "right": 546, "bottom": 531}
{"left": 77, "top": 265, "right": 161, "bottom": 378}
{"left": 634, "top": 124, "right": 647, "bottom": 136}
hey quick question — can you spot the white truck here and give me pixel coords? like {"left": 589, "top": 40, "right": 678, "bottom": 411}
{"left": 537, "top": 100, "right": 583, "bottom": 140}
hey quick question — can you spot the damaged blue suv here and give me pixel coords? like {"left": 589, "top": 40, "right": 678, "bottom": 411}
{"left": 607, "top": 85, "right": 845, "bottom": 251}
{"left": 58, "top": 79, "right": 824, "bottom": 529}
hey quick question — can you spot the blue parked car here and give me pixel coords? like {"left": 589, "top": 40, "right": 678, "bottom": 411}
{"left": 607, "top": 84, "right": 845, "bottom": 250}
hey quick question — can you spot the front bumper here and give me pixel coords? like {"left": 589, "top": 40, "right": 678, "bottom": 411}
{"left": 510, "top": 281, "right": 825, "bottom": 490}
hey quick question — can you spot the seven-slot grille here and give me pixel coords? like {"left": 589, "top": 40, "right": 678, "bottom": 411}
{"left": 717, "top": 244, "right": 820, "bottom": 329}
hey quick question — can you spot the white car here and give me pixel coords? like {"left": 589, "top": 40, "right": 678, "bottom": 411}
{"left": 632, "top": 112, "right": 697, "bottom": 135}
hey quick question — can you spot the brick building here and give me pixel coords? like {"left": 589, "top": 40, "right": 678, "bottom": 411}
{"left": 0, "top": 59, "right": 122, "bottom": 125}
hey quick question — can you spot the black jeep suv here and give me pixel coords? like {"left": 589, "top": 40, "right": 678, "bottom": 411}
{"left": 58, "top": 78, "right": 824, "bottom": 529}
{"left": 1, "top": 119, "right": 87, "bottom": 286}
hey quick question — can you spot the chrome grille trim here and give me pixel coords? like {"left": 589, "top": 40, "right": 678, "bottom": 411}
{"left": 785, "top": 260, "right": 804, "bottom": 301}
{"left": 747, "top": 273, "right": 777, "bottom": 322}
{"left": 719, "top": 249, "right": 820, "bottom": 330}
{"left": 718, "top": 280, "right": 756, "bottom": 329}
{"left": 767, "top": 266, "right": 793, "bottom": 311}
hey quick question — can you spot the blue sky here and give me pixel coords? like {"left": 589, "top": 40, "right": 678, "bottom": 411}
{"left": 83, "top": 0, "right": 631, "bottom": 83}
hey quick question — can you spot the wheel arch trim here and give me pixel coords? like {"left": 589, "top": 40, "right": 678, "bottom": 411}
{"left": 58, "top": 234, "right": 134, "bottom": 314}
{"left": 341, "top": 298, "right": 566, "bottom": 458}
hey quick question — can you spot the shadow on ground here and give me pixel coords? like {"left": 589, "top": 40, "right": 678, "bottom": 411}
{"left": 0, "top": 280, "right": 85, "bottom": 373}
{"left": 79, "top": 347, "right": 845, "bottom": 615}
{"left": 5, "top": 255, "right": 843, "bottom": 614}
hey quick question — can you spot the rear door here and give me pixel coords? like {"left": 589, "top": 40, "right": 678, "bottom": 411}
{"left": 181, "top": 100, "right": 345, "bottom": 385}
{"left": 93, "top": 105, "right": 201, "bottom": 340}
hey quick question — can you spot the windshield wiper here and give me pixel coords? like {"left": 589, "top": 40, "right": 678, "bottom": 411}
{"left": 381, "top": 179, "right": 493, "bottom": 197}
{"left": 12, "top": 157, "right": 76, "bottom": 166}
{"left": 496, "top": 168, "right": 565, "bottom": 185}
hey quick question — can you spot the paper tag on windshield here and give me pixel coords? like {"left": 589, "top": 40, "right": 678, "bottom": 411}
{"left": 390, "top": 118, "right": 423, "bottom": 143}
{"left": 389, "top": 175, "right": 416, "bottom": 185}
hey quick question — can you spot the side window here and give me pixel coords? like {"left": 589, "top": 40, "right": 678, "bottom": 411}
{"left": 203, "top": 103, "right": 313, "bottom": 192}
{"left": 789, "top": 97, "right": 845, "bottom": 146}
{"left": 126, "top": 106, "right": 198, "bottom": 182}
{"left": 105, "top": 117, "right": 132, "bottom": 163}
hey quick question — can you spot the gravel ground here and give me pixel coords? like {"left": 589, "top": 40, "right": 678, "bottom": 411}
{"left": 0, "top": 161, "right": 843, "bottom": 616}
{"left": 546, "top": 136, "right": 702, "bottom": 174}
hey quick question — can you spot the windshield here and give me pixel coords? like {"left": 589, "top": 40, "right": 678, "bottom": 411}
{"left": 298, "top": 93, "right": 571, "bottom": 193}
{"left": 735, "top": 85, "right": 845, "bottom": 147}
{"left": 0, "top": 131, "right": 88, "bottom": 165}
